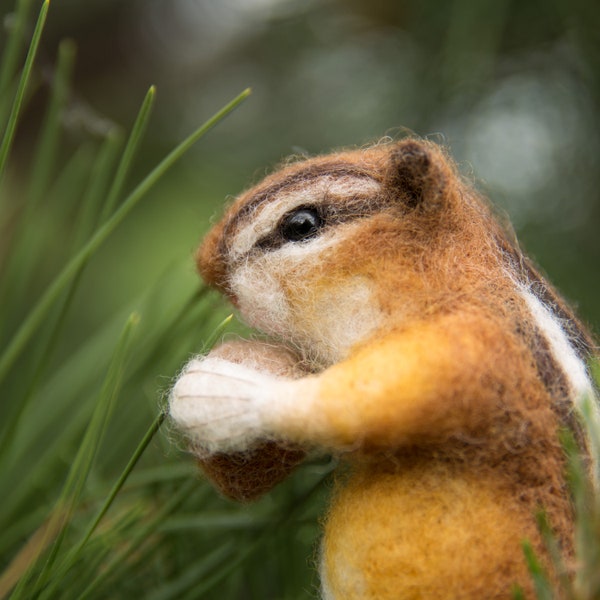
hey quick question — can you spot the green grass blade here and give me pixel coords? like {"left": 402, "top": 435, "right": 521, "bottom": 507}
{"left": 10, "top": 313, "right": 139, "bottom": 599}
{"left": 0, "top": 505, "right": 47, "bottom": 563}
{"left": 567, "top": 395, "right": 600, "bottom": 599}
{"left": 26, "top": 38, "right": 76, "bottom": 208}
{"left": 73, "top": 129, "right": 124, "bottom": 248}
{"left": 160, "top": 512, "right": 269, "bottom": 533}
{"left": 0, "top": 133, "right": 121, "bottom": 450}
{"left": 81, "top": 410, "right": 167, "bottom": 541}
{"left": 1, "top": 153, "right": 126, "bottom": 439}
{"left": 146, "top": 543, "right": 234, "bottom": 600}
{"left": 41, "top": 410, "right": 166, "bottom": 597}
{"left": 512, "top": 585, "right": 527, "bottom": 600}
{"left": 534, "top": 511, "right": 574, "bottom": 600}
{"left": 521, "top": 541, "right": 553, "bottom": 600}
{"left": 0, "top": 87, "right": 251, "bottom": 387}
{"left": 591, "top": 359, "right": 600, "bottom": 386}
{"left": 78, "top": 479, "right": 197, "bottom": 599}
{"left": 182, "top": 468, "right": 329, "bottom": 598}
{"left": 0, "top": 142, "right": 95, "bottom": 347}
{"left": 0, "top": 271, "right": 83, "bottom": 458}
{"left": 68, "top": 412, "right": 165, "bottom": 560}
{"left": 100, "top": 85, "right": 155, "bottom": 220}
{"left": 200, "top": 313, "right": 233, "bottom": 353}
{"left": 123, "top": 284, "right": 213, "bottom": 384}
{"left": 0, "top": 513, "right": 63, "bottom": 599}
{"left": 579, "top": 393, "right": 600, "bottom": 483}
{"left": 44, "top": 141, "right": 97, "bottom": 213}
{"left": 0, "top": 0, "right": 49, "bottom": 186}
{"left": 115, "top": 86, "right": 250, "bottom": 214}
{"left": 0, "top": 263, "right": 201, "bottom": 509}
{"left": 0, "top": 37, "right": 76, "bottom": 337}
{"left": 0, "top": 0, "right": 35, "bottom": 127}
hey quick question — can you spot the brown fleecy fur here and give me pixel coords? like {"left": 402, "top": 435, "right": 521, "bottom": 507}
{"left": 170, "top": 138, "right": 598, "bottom": 599}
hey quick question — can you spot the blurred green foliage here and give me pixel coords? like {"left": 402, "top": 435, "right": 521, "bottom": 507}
{"left": 0, "top": 2, "right": 326, "bottom": 597}
{"left": 0, "top": 0, "right": 599, "bottom": 598}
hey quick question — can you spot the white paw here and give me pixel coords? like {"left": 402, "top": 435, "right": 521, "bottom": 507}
{"left": 169, "top": 356, "right": 284, "bottom": 453}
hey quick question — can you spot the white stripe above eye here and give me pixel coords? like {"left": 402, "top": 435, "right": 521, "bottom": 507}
{"left": 230, "top": 176, "right": 381, "bottom": 259}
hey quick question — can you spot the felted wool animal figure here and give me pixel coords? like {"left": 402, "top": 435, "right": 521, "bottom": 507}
{"left": 169, "top": 139, "right": 599, "bottom": 599}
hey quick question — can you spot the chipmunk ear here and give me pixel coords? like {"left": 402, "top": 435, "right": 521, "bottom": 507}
{"left": 384, "top": 140, "right": 445, "bottom": 210}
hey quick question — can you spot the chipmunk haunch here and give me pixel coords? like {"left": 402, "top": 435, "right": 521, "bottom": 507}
{"left": 169, "top": 139, "right": 598, "bottom": 599}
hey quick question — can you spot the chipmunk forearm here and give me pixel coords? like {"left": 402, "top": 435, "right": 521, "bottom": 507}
{"left": 269, "top": 309, "right": 543, "bottom": 451}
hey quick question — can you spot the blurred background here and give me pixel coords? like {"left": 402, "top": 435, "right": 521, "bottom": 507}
{"left": 0, "top": 0, "right": 599, "bottom": 598}
{"left": 2, "top": 0, "right": 599, "bottom": 331}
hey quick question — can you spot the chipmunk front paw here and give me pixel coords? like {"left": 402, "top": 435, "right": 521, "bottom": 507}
{"left": 170, "top": 355, "right": 285, "bottom": 453}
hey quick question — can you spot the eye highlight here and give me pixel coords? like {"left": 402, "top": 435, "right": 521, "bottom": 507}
{"left": 279, "top": 207, "right": 323, "bottom": 242}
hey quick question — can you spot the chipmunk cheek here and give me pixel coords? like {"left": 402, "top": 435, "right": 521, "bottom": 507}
{"left": 229, "top": 265, "right": 292, "bottom": 336}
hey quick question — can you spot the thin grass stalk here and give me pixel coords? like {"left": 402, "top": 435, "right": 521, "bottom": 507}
{"left": 0, "top": 87, "right": 251, "bottom": 387}
{"left": 26, "top": 38, "right": 76, "bottom": 208}
{"left": 0, "top": 266, "right": 87, "bottom": 459}
{"left": 74, "top": 130, "right": 124, "bottom": 247}
{"left": 0, "top": 400, "right": 96, "bottom": 537}
{"left": 0, "top": 265, "right": 204, "bottom": 515}
{"left": 39, "top": 410, "right": 167, "bottom": 598}
{"left": 146, "top": 544, "right": 234, "bottom": 600}
{"left": 34, "top": 314, "right": 140, "bottom": 585}
{"left": 0, "top": 77, "right": 133, "bottom": 330}
{"left": 579, "top": 393, "right": 600, "bottom": 484}
{"left": 512, "top": 586, "right": 527, "bottom": 600}
{"left": 0, "top": 0, "right": 49, "bottom": 187}
{"left": 535, "top": 511, "right": 575, "bottom": 600}
{"left": 0, "top": 513, "right": 65, "bottom": 599}
{"left": 0, "top": 37, "right": 75, "bottom": 340}
{"left": 0, "top": 131, "right": 126, "bottom": 448}
{"left": 0, "top": 505, "right": 47, "bottom": 561}
{"left": 521, "top": 541, "right": 553, "bottom": 600}
{"left": 125, "top": 285, "right": 213, "bottom": 380}
{"left": 78, "top": 479, "right": 197, "bottom": 600}
{"left": 2, "top": 281, "right": 218, "bottom": 594}
{"left": 99, "top": 86, "right": 155, "bottom": 221}
{"left": 0, "top": 0, "right": 35, "bottom": 127}
{"left": 0, "top": 63, "right": 95, "bottom": 457}
{"left": 43, "top": 141, "right": 97, "bottom": 215}
{"left": 0, "top": 37, "right": 76, "bottom": 308}
{"left": 182, "top": 468, "right": 329, "bottom": 599}
{"left": 568, "top": 410, "right": 600, "bottom": 600}
{"left": 200, "top": 313, "right": 233, "bottom": 353}
{"left": 9, "top": 313, "right": 139, "bottom": 599}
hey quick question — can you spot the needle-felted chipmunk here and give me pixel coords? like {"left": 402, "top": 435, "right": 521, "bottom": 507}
{"left": 169, "top": 139, "right": 599, "bottom": 599}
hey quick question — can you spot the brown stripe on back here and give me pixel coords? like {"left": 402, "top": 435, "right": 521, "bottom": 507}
{"left": 496, "top": 232, "right": 596, "bottom": 359}
{"left": 496, "top": 231, "right": 597, "bottom": 457}
{"left": 529, "top": 324, "right": 589, "bottom": 454}
{"left": 520, "top": 259, "right": 596, "bottom": 357}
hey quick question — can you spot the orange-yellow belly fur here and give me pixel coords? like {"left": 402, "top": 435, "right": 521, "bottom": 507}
{"left": 321, "top": 460, "right": 542, "bottom": 600}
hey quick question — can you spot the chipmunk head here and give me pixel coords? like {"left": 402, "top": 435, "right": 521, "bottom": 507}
{"left": 197, "top": 139, "right": 488, "bottom": 367}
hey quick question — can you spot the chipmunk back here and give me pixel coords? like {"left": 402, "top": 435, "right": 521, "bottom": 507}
{"left": 170, "top": 139, "right": 598, "bottom": 599}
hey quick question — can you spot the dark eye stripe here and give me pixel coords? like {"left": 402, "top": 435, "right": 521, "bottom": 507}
{"left": 253, "top": 194, "right": 386, "bottom": 252}
{"left": 219, "top": 165, "right": 381, "bottom": 258}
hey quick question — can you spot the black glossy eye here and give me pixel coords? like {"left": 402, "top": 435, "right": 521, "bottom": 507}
{"left": 280, "top": 208, "right": 323, "bottom": 242}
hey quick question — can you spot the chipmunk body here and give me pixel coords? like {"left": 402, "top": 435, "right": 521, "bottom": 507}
{"left": 170, "top": 140, "right": 598, "bottom": 599}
